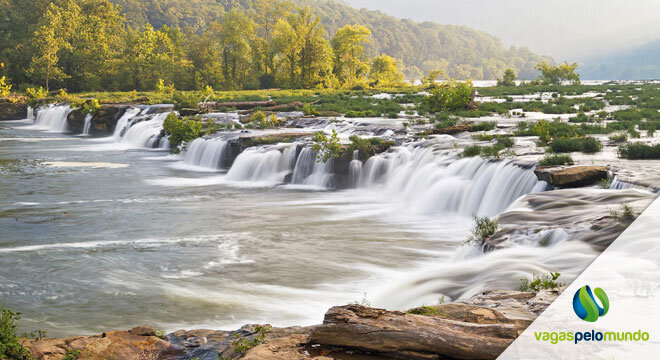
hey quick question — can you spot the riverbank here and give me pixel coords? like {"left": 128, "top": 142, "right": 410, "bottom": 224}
{"left": 20, "top": 288, "right": 559, "bottom": 360}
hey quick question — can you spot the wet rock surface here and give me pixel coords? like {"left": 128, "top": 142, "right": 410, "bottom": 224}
{"left": 20, "top": 290, "right": 556, "bottom": 360}
{"left": 0, "top": 98, "right": 28, "bottom": 120}
{"left": 67, "top": 105, "right": 129, "bottom": 135}
{"left": 534, "top": 165, "right": 608, "bottom": 187}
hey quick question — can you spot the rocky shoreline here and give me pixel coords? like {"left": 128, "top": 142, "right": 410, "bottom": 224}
{"left": 20, "top": 289, "right": 558, "bottom": 360}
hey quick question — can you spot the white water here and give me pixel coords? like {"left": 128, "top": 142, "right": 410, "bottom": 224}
{"left": 290, "top": 147, "right": 334, "bottom": 188}
{"left": 82, "top": 114, "right": 92, "bottom": 136}
{"left": 183, "top": 138, "right": 230, "bottom": 170}
{"left": 349, "top": 150, "right": 362, "bottom": 188}
{"left": 112, "top": 108, "right": 143, "bottom": 140}
{"left": 358, "top": 147, "right": 546, "bottom": 217}
{"left": 32, "top": 105, "right": 72, "bottom": 132}
{"left": 225, "top": 145, "right": 297, "bottom": 184}
{"left": 120, "top": 112, "right": 170, "bottom": 149}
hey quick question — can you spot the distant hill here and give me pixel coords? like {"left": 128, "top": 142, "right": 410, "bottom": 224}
{"left": 110, "top": 0, "right": 551, "bottom": 80}
{"left": 581, "top": 40, "right": 660, "bottom": 80}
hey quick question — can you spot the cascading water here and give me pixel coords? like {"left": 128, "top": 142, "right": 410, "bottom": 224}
{"left": 358, "top": 146, "right": 546, "bottom": 217}
{"left": 183, "top": 138, "right": 230, "bottom": 170}
{"left": 225, "top": 144, "right": 297, "bottom": 183}
{"left": 349, "top": 150, "right": 362, "bottom": 188}
{"left": 290, "top": 147, "right": 335, "bottom": 188}
{"left": 33, "top": 105, "right": 72, "bottom": 132}
{"left": 82, "top": 114, "right": 92, "bottom": 136}
{"left": 112, "top": 108, "right": 142, "bottom": 140}
{"left": 120, "top": 112, "right": 170, "bottom": 149}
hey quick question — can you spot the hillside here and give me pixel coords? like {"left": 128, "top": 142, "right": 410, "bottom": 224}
{"left": 581, "top": 40, "right": 660, "bottom": 80}
{"left": 110, "top": 0, "right": 550, "bottom": 80}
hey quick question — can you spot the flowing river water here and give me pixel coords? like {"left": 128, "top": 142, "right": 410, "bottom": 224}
{"left": 0, "top": 106, "right": 651, "bottom": 337}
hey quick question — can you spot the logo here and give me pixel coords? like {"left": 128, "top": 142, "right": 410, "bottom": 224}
{"left": 572, "top": 285, "right": 609, "bottom": 322}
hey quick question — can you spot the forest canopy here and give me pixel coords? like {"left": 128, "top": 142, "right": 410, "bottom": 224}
{"left": 0, "top": 0, "right": 550, "bottom": 92}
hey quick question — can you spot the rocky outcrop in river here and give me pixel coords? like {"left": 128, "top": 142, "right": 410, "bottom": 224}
{"left": 534, "top": 165, "right": 608, "bottom": 188}
{"left": 0, "top": 98, "right": 27, "bottom": 120}
{"left": 20, "top": 290, "right": 557, "bottom": 360}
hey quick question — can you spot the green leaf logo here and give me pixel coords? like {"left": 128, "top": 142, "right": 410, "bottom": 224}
{"left": 572, "top": 285, "right": 609, "bottom": 322}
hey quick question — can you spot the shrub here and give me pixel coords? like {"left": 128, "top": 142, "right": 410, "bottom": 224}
{"left": 156, "top": 79, "right": 175, "bottom": 94}
{"left": 424, "top": 79, "right": 473, "bottom": 113}
{"left": 550, "top": 137, "right": 602, "bottom": 153}
{"left": 347, "top": 135, "right": 394, "bottom": 158}
{"left": 618, "top": 142, "right": 660, "bottom": 159}
{"left": 81, "top": 99, "right": 100, "bottom": 115}
{"left": 471, "top": 121, "right": 497, "bottom": 132}
{"left": 162, "top": 113, "right": 203, "bottom": 154}
{"left": 608, "top": 133, "right": 628, "bottom": 143}
{"left": 497, "top": 68, "right": 516, "bottom": 87}
{"left": 538, "top": 154, "right": 574, "bottom": 167}
{"left": 0, "top": 76, "right": 11, "bottom": 97}
{"left": 610, "top": 203, "right": 638, "bottom": 223}
{"left": 231, "top": 325, "right": 271, "bottom": 355}
{"left": 464, "top": 216, "right": 498, "bottom": 246}
{"left": 462, "top": 145, "right": 482, "bottom": 157}
{"left": 311, "top": 130, "right": 342, "bottom": 163}
{"left": 25, "top": 87, "right": 48, "bottom": 101}
{"left": 407, "top": 306, "right": 447, "bottom": 317}
{"left": 173, "top": 92, "right": 201, "bottom": 109}
{"left": 0, "top": 306, "right": 33, "bottom": 360}
{"left": 302, "top": 103, "right": 319, "bottom": 116}
{"left": 520, "top": 272, "right": 563, "bottom": 292}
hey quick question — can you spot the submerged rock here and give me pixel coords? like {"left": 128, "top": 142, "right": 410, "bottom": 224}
{"left": 534, "top": 165, "right": 608, "bottom": 187}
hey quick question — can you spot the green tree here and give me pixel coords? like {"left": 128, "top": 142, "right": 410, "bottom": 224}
{"left": 27, "top": 2, "right": 77, "bottom": 90}
{"left": 535, "top": 61, "right": 580, "bottom": 85}
{"left": 251, "top": 0, "right": 292, "bottom": 87}
{"left": 424, "top": 79, "right": 474, "bottom": 113}
{"left": 331, "top": 24, "right": 371, "bottom": 87}
{"left": 162, "top": 113, "right": 203, "bottom": 153}
{"left": 497, "top": 68, "right": 517, "bottom": 86}
{"left": 311, "top": 129, "right": 342, "bottom": 163}
{"left": 217, "top": 9, "right": 256, "bottom": 89}
{"left": 274, "top": 7, "right": 333, "bottom": 88}
{"left": 369, "top": 54, "right": 404, "bottom": 87}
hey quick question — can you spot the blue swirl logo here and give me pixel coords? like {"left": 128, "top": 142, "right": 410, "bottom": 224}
{"left": 572, "top": 285, "right": 609, "bottom": 322}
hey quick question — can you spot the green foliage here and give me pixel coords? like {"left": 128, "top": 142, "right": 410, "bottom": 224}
{"left": 173, "top": 92, "right": 201, "bottom": 109}
{"left": 610, "top": 203, "right": 638, "bottom": 223}
{"left": 162, "top": 113, "right": 203, "bottom": 153}
{"left": 369, "top": 54, "right": 404, "bottom": 87}
{"left": 618, "top": 142, "right": 660, "bottom": 159}
{"left": 332, "top": 24, "right": 371, "bottom": 88}
{"left": 81, "top": 99, "right": 100, "bottom": 115}
{"left": 0, "top": 306, "right": 33, "bottom": 360}
{"left": 538, "top": 154, "right": 574, "bottom": 167}
{"left": 301, "top": 103, "right": 320, "bottom": 116}
{"left": 347, "top": 135, "right": 394, "bottom": 158}
{"left": 62, "top": 348, "right": 81, "bottom": 360}
{"left": 311, "top": 130, "right": 342, "bottom": 163}
{"left": 464, "top": 216, "right": 498, "bottom": 246}
{"left": 535, "top": 61, "right": 580, "bottom": 85}
{"left": 471, "top": 121, "right": 497, "bottom": 132}
{"left": 424, "top": 79, "right": 473, "bottom": 113}
{"left": 231, "top": 325, "right": 271, "bottom": 355}
{"left": 407, "top": 306, "right": 447, "bottom": 317}
{"left": 0, "top": 76, "right": 11, "bottom": 97}
{"left": 497, "top": 68, "right": 516, "bottom": 86}
{"left": 520, "top": 272, "right": 563, "bottom": 292}
{"left": 608, "top": 133, "right": 628, "bottom": 143}
{"left": 549, "top": 137, "right": 602, "bottom": 153}
{"left": 155, "top": 329, "right": 166, "bottom": 339}
{"left": 156, "top": 79, "right": 176, "bottom": 95}
{"left": 25, "top": 87, "right": 48, "bottom": 101}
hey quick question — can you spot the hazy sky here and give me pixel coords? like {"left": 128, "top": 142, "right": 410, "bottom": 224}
{"left": 344, "top": 0, "right": 660, "bottom": 61}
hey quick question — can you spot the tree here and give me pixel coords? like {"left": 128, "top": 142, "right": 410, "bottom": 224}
{"left": 535, "top": 61, "right": 580, "bottom": 85}
{"left": 252, "top": 0, "right": 292, "bottom": 86}
{"left": 331, "top": 24, "right": 371, "bottom": 87}
{"left": 216, "top": 9, "right": 256, "bottom": 89}
{"left": 497, "top": 68, "right": 517, "bottom": 86}
{"left": 27, "top": 2, "right": 76, "bottom": 91}
{"left": 369, "top": 54, "right": 404, "bottom": 87}
{"left": 274, "top": 7, "right": 334, "bottom": 88}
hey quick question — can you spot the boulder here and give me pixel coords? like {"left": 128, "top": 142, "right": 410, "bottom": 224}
{"left": 0, "top": 98, "right": 28, "bottom": 120}
{"left": 67, "top": 105, "right": 129, "bottom": 136}
{"left": 309, "top": 304, "right": 518, "bottom": 360}
{"left": 534, "top": 165, "right": 608, "bottom": 187}
{"left": 21, "top": 326, "right": 184, "bottom": 360}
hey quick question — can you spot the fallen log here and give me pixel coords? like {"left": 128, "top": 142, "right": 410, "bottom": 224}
{"left": 201, "top": 100, "right": 276, "bottom": 110}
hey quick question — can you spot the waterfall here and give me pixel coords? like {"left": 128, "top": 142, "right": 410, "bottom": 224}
{"left": 358, "top": 147, "right": 546, "bottom": 217}
{"left": 120, "top": 112, "right": 170, "bottom": 149}
{"left": 183, "top": 138, "right": 230, "bottom": 170}
{"left": 349, "top": 150, "right": 362, "bottom": 188}
{"left": 27, "top": 107, "right": 34, "bottom": 121}
{"left": 82, "top": 114, "right": 92, "bottom": 136}
{"left": 112, "top": 108, "right": 142, "bottom": 140}
{"left": 290, "top": 147, "right": 335, "bottom": 188}
{"left": 33, "top": 105, "right": 72, "bottom": 132}
{"left": 225, "top": 145, "right": 296, "bottom": 183}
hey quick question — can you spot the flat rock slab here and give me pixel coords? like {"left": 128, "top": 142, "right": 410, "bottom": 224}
{"left": 534, "top": 165, "right": 608, "bottom": 187}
